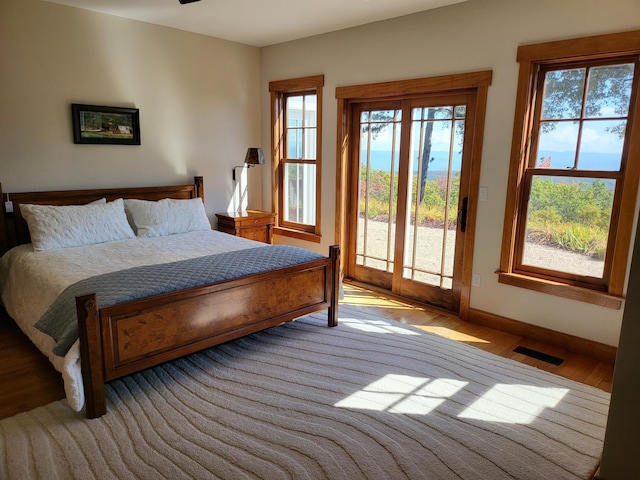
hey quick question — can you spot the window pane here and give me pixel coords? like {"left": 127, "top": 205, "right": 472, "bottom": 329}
{"left": 577, "top": 119, "right": 625, "bottom": 171}
{"left": 541, "top": 68, "right": 586, "bottom": 120}
{"left": 372, "top": 110, "right": 401, "bottom": 122}
{"left": 536, "top": 121, "right": 579, "bottom": 169}
{"left": 412, "top": 107, "right": 453, "bottom": 120}
{"left": 521, "top": 175, "right": 614, "bottom": 278}
{"left": 454, "top": 105, "right": 466, "bottom": 118}
{"left": 305, "top": 94, "right": 317, "bottom": 127}
{"left": 585, "top": 63, "right": 634, "bottom": 118}
{"left": 303, "top": 128, "right": 316, "bottom": 160}
{"left": 287, "top": 96, "right": 303, "bottom": 127}
{"left": 432, "top": 106, "right": 453, "bottom": 119}
{"left": 284, "top": 163, "right": 316, "bottom": 226}
{"left": 287, "top": 128, "right": 302, "bottom": 158}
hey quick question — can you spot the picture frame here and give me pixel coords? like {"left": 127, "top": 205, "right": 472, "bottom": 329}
{"left": 71, "top": 104, "right": 141, "bottom": 145}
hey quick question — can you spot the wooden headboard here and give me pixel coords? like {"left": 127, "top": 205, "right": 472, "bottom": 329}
{"left": 0, "top": 176, "right": 204, "bottom": 255}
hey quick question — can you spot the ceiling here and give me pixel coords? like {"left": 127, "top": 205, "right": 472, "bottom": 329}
{"left": 42, "top": 0, "right": 467, "bottom": 47}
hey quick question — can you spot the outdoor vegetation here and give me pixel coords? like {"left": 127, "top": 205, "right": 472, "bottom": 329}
{"left": 360, "top": 167, "right": 614, "bottom": 259}
{"left": 359, "top": 168, "right": 459, "bottom": 229}
{"left": 526, "top": 178, "right": 613, "bottom": 259}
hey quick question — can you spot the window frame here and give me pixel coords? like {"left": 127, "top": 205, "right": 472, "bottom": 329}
{"left": 498, "top": 30, "right": 640, "bottom": 309}
{"left": 269, "top": 75, "right": 324, "bottom": 242}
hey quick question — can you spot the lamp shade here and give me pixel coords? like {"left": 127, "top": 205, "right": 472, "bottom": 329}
{"left": 244, "top": 148, "right": 265, "bottom": 166}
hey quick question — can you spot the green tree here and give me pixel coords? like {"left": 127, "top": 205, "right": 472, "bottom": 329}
{"left": 541, "top": 64, "right": 633, "bottom": 142}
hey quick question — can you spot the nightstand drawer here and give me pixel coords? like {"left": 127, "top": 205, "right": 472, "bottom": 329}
{"left": 238, "top": 226, "right": 268, "bottom": 243}
{"left": 237, "top": 215, "right": 274, "bottom": 227}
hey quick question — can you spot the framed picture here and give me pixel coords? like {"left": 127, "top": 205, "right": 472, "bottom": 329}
{"left": 71, "top": 104, "right": 141, "bottom": 145}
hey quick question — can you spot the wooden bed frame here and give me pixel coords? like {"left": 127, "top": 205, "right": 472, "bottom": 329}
{"left": 0, "top": 177, "right": 340, "bottom": 419}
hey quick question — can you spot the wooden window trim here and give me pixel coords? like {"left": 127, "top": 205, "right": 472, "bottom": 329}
{"left": 272, "top": 226, "right": 322, "bottom": 243}
{"left": 499, "top": 30, "right": 640, "bottom": 309}
{"left": 270, "top": 75, "right": 324, "bottom": 240}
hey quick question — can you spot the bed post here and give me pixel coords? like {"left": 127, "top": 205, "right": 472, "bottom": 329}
{"left": 194, "top": 176, "right": 204, "bottom": 203}
{"left": 76, "top": 294, "right": 107, "bottom": 419}
{"left": 328, "top": 245, "right": 340, "bottom": 327}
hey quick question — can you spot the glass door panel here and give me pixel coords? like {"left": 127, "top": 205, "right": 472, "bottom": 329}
{"left": 356, "top": 108, "right": 401, "bottom": 281}
{"left": 403, "top": 105, "right": 465, "bottom": 291}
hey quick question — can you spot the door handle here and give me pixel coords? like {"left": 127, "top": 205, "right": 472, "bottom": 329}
{"left": 459, "top": 197, "right": 468, "bottom": 233}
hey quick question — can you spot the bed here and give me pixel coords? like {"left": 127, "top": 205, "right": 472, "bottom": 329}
{"left": 0, "top": 177, "right": 340, "bottom": 419}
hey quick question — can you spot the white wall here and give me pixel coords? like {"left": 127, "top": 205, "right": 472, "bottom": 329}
{"left": 260, "top": 0, "right": 640, "bottom": 346}
{"left": 0, "top": 0, "right": 262, "bottom": 219}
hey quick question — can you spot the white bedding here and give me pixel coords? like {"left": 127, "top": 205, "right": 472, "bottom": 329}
{"left": 0, "top": 230, "right": 266, "bottom": 412}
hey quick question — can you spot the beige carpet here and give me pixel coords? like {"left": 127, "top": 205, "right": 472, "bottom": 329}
{"left": 0, "top": 304, "right": 610, "bottom": 479}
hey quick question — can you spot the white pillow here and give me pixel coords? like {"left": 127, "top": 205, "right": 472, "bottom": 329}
{"left": 21, "top": 198, "right": 136, "bottom": 252}
{"left": 124, "top": 198, "right": 211, "bottom": 238}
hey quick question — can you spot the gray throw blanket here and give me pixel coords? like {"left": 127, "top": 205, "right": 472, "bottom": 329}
{"left": 35, "top": 245, "right": 325, "bottom": 357}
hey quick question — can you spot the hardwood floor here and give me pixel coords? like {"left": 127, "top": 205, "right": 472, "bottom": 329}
{"left": 0, "top": 307, "right": 65, "bottom": 420}
{"left": 0, "top": 284, "right": 614, "bottom": 420}
{"left": 341, "top": 282, "right": 614, "bottom": 393}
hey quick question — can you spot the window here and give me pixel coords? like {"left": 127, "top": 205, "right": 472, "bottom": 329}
{"left": 269, "top": 75, "right": 323, "bottom": 241}
{"left": 499, "top": 30, "right": 640, "bottom": 309}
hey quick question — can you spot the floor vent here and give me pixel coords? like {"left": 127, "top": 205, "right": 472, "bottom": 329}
{"left": 513, "top": 346, "right": 564, "bottom": 366}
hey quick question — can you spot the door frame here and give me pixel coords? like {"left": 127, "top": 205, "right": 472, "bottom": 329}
{"left": 335, "top": 71, "right": 492, "bottom": 319}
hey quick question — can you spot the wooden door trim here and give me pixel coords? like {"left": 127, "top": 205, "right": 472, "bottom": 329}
{"left": 335, "top": 71, "right": 492, "bottom": 317}
{"left": 335, "top": 71, "right": 492, "bottom": 100}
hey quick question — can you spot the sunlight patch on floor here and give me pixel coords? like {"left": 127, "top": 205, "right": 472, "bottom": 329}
{"left": 341, "top": 318, "right": 420, "bottom": 335}
{"left": 335, "top": 374, "right": 570, "bottom": 425}
{"left": 414, "top": 325, "right": 490, "bottom": 344}
{"left": 335, "top": 374, "right": 467, "bottom": 414}
{"left": 458, "top": 384, "right": 569, "bottom": 424}
{"left": 341, "top": 295, "right": 418, "bottom": 311}
{"left": 342, "top": 285, "right": 419, "bottom": 305}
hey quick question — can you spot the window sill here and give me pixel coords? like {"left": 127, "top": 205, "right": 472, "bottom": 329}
{"left": 273, "top": 226, "right": 322, "bottom": 244}
{"left": 497, "top": 272, "right": 623, "bottom": 310}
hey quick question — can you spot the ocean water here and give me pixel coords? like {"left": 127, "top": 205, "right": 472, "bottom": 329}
{"left": 363, "top": 150, "right": 622, "bottom": 175}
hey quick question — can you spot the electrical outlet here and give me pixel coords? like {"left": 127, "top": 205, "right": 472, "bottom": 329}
{"left": 479, "top": 187, "right": 488, "bottom": 202}
{"left": 472, "top": 273, "right": 481, "bottom": 287}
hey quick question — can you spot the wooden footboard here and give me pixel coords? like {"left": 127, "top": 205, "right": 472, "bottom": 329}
{"left": 76, "top": 245, "right": 340, "bottom": 419}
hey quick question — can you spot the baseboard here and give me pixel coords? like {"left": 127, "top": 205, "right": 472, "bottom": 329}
{"left": 467, "top": 307, "right": 617, "bottom": 363}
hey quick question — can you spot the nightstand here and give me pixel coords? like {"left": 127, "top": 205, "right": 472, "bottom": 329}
{"left": 215, "top": 210, "right": 276, "bottom": 244}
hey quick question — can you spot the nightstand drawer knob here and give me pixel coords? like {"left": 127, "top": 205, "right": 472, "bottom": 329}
{"left": 253, "top": 232, "right": 257, "bottom": 238}
{"left": 254, "top": 219, "right": 258, "bottom": 224}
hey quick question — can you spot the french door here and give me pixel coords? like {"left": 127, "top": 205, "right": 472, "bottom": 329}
{"left": 347, "top": 92, "right": 477, "bottom": 312}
